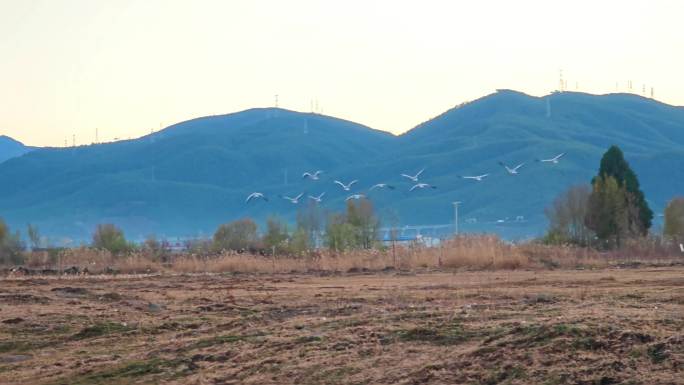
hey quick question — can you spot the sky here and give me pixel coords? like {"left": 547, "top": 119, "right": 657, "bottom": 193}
{"left": 1, "top": 0, "right": 683, "bottom": 147}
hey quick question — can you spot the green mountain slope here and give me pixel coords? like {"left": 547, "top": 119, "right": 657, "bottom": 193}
{"left": 0, "top": 135, "right": 34, "bottom": 164}
{"left": 385, "top": 90, "right": 684, "bottom": 236}
{"left": 0, "top": 108, "right": 395, "bottom": 239}
{"left": 0, "top": 92, "right": 682, "bottom": 242}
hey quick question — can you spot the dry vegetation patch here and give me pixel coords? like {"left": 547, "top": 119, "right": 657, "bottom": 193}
{"left": 0, "top": 266, "right": 682, "bottom": 384}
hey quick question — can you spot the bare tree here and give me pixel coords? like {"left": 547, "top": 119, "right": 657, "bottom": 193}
{"left": 27, "top": 223, "right": 41, "bottom": 250}
{"left": 545, "top": 184, "right": 593, "bottom": 245}
{"left": 0, "top": 218, "right": 24, "bottom": 265}
{"left": 296, "top": 201, "right": 325, "bottom": 248}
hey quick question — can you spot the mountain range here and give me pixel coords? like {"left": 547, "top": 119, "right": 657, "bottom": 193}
{"left": 1, "top": 90, "right": 682, "bottom": 243}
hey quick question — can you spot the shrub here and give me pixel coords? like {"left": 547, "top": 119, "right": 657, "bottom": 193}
{"left": 262, "top": 217, "right": 289, "bottom": 255}
{"left": 92, "top": 224, "right": 130, "bottom": 255}
{"left": 142, "top": 234, "right": 170, "bottom": 261}
{"left": 325, "top": 199, "right": 380, "bottom": 251}
{"left": 213, "top": 218, "right": 259, "bottom": 252}
{"left": 325, "top": 214, "right": 357, "bottom": 252}
{"left": 663, "top": 197, "right": 684, "bottom": 241}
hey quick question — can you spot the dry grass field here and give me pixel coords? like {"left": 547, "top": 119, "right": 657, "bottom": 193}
{"left": 0, "top": 265, "right": 682, "bottom": 385}
{"left": 20, "top": 236, "right": 675, "bottom": 275}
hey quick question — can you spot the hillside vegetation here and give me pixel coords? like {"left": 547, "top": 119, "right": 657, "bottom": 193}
{"left": 0, "top": 136, "right": 33, "bottom": 164}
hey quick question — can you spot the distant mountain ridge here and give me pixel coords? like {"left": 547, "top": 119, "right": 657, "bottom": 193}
{"left": 389, "top": 90, "right": 684, "bottom": 230}
{"left": 0, "top": 91, "right": 682, "bottom": 242}
{"left": 0, "top": 135, "right": 34, "bottom": 164}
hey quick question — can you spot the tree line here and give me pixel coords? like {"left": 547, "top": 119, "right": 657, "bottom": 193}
{"left": 211, "top": 197, "right": 380, "bottom": 256}
{"left": 545, "top": 145, "right": 683, "bottom": 248}
{"left": 0, "top": 198, "right": 381, "bottom": 264}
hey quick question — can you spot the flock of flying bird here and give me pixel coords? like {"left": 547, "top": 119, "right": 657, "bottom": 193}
{"left": 245, "top": 152, "right": 566, "bottom": 204}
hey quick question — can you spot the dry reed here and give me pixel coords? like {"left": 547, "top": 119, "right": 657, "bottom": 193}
{"left": 9, "top": 235, "right": 683, "bottom": 275}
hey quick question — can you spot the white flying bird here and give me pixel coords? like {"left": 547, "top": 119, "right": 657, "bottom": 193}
{"left": 499, "top": 161, "right": 525, "bottom": 175}
{"left": 370, "top": 183, "right": 395, "bottom": 191}
{"left": 308, "top": 192, "right": 325, "bottom": 203}
{"left": 461, "top": 174, "right": 489, "bottom": 181}
{"left": 334, "top": 179, "right": 358, "bottom": 191}
{"left": 280, "top": 193, "right": 303, "bottom": 204}
{"left": 401, "top": 168, "right": 425, "bottom": 182}
{"left": 302, "top": 170, "right": 323, "bottom": 180}
{"left": 537, "top": 153, "right": 566, "bottom": 164}
{"left": 409, "top": 183, "right": 437, "bottom": 192}
{"left": 345, "top": 194, "right": 366, "bottom": 201}
{"left": 245, "top": 192, "right": 268, "bottom": 203}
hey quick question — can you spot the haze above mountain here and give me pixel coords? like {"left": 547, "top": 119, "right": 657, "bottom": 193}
{"left": 1, "top": 90, "right": 682, "bottom": 243}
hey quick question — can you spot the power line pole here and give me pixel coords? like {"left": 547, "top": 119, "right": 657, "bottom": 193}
{"left": 452, "top": 201, "right": 462, "bottom": 236}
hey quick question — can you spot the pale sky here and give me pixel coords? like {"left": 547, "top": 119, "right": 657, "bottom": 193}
{"left": 1, "top": 0, "right": 682, "bottom": 147}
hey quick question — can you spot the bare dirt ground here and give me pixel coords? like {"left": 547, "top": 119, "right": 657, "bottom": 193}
{"left": 0, "top": 266, "right": 682, "bottom": 385}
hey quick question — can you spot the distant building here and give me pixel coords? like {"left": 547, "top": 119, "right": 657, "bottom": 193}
{"left": 379, "top": 233, "right": 441, "bottom": 248}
